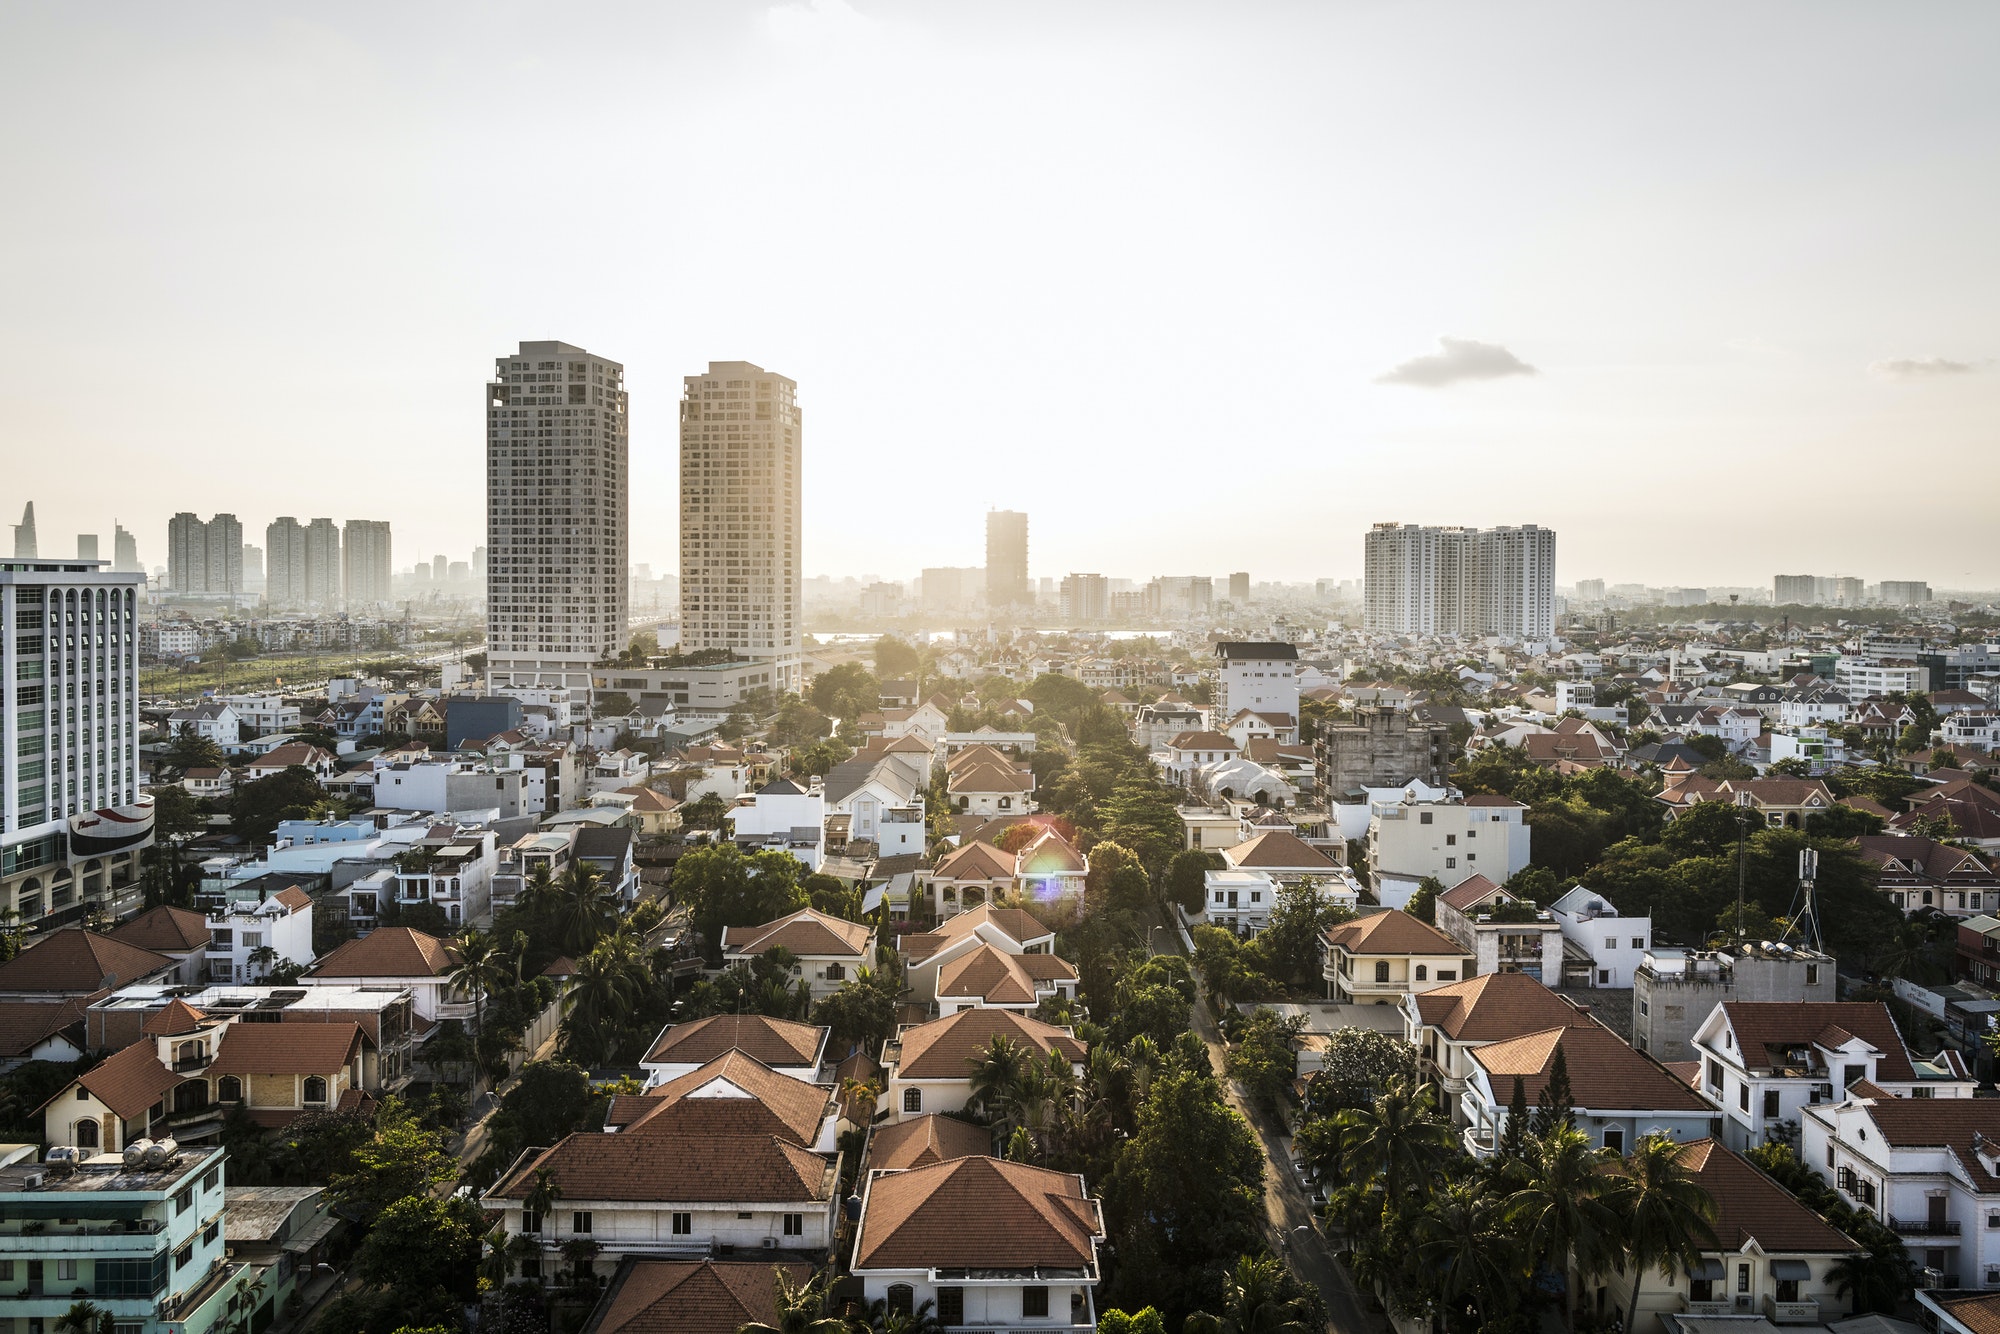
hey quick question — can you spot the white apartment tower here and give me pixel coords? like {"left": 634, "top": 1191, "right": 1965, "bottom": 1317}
{"left": 2, "top": 554, "right": 150, "bottom": 930}
{"left": 486, "top": 341, "right": 630, "bottom": 698}
{"left": 1364, "top": 522, "right": 1555, "bottom": 640}
{"left": 678, "top": 361, "right": 803, "bottom": 692}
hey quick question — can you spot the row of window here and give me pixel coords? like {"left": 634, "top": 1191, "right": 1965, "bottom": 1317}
{"left": 522, "top": 1208, "right": 805, "bottom": 1238}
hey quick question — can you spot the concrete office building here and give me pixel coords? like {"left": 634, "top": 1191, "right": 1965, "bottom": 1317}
{"left": 486, "top": 341, "right": 630, "bottom": 699}
{"left": 2, "top": 555, "right": 150, "bottom": 931}
{"left": 343, "top": 520, "right": 393, "bottom": 606}
{"left": 1364, "top": 522, "right": 1556, "bottom": 640}
{"left": 985, "top": 510, "right": 1030, "bottom": 609}
{"left": 678, "top": 361, "right": 802, "bottom": 692}
{"left": 113, "top": 523, "right": 140, "bottom": 573}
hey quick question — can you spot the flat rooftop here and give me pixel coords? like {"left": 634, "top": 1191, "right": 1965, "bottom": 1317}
{"left": 92, "top": 982, "right": 412, "bottom": 1016}
{"left": 0, "top": 1146, "right": 222, "bottom": 1196}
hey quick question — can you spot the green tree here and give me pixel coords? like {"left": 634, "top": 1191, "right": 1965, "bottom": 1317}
{"left": 1166, "top": 848, "right": 1222, "bottom": 915}
{"left": 159, "top": 723, "right": 225, "bottom": 779}
{"left": 1406, "top": 877, "right": 1444, "bottom": 924}
{"left": 1530, "top": 1043, "right": 1575, "bottom": 1136}
{"left": 1416, "top": 1180, "right": 1521, "bottom": 1331}
{"left": 1096, "top": 1309, "right": 1169, "bottom": 1334}
{"left": 1610, "top": 1134, "right": 1720, "bottom": 1331}
{"left": 353, "top": 1194, "right": 484, "bottom": 1299}
{"left": 1506, "top": 1126, "right": 1621, "bottom": 1331}
{"left": 1335, "top": 1077, "right": 1455, "bottom": 1201}
{"left": 873, "top": 635, "right": 920, "bottom": 681}
{"left": 675, "top": 844, "right": 808, "bottom": 959}
{"left": 1306, "top": 1026, "right": 1417, "bottom": 1111}
{"left": 811, "top": 972, "right": 899, "bottom": 1058}
{"left": 55, "top": 1302, "right": 111, "bottom": 1334}
{"left": 554, "top": 863, "right": 621, "bottom": 956}
{"left": 1086, "top": 840, "right": 1153, "bottom": 913}
{"left": 1183, "top": 1254, "right": 1310, "bottom": 1334}
{"left": 228, "top": 767, "right": 328, "bottom": 847}
{"left": 680, "top": 790, "right": 731, "bottom": 831}
{"left": 807, "top": 662, "right": 880, "bottom": 723}
{"left": 1225, "top": 1008, "right": 1304, "bottom": 1112}
{"left": 327, "top": 1097, "right": 457, "bottom": 1225}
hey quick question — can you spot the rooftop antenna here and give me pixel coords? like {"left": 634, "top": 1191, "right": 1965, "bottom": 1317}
{"left": 1788, "top": 847, "right": 1823, "bottom": 953}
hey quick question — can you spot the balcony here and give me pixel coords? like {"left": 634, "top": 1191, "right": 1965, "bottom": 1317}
{"left": 1763, "top": 1296, "right": 1819, "bottom": 1324}
{"left": 1681, "top": 1300, "right": 1734, "bottom": 1318}
{"left": 1891, "top": 1216, "right": 1962, "bottom": 1236}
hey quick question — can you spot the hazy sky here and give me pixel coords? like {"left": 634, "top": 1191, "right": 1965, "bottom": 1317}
{"left": 2, "top": 1, "right": 1996, "bottom": 590}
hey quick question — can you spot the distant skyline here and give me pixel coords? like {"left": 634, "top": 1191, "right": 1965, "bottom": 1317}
{"left": 3, "top": 2, "right": 1996, "bottom": 588}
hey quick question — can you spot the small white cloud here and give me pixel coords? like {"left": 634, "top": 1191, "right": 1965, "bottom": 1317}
{"left": 1869, "top": 356, "right": 1983, "bottom": 379}
{"left": 1376, "top": 337, "right": 1538, "bottom": 388}
{"left": 763, "top": 0, "right": 867, "bottom": 41}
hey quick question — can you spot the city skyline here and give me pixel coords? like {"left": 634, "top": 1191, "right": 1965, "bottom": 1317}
{"left": 2, "top": 3, "right": 1996, "bottom": 587}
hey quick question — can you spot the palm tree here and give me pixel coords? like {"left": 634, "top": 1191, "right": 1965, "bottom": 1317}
{"left": 561, "top": 936, "right": 647, "bottom": 1064}
{"left": 55, "top": 1303, "right": 111, "bottom": 1334}
{"left": 518, "top": 861, "right": 558, "bottom": 918}
{"left": 449, "top": 928, "right": 511, "bottom": 1037}
{"left": 245, "top": 944, "right": 279, "bottom": 980}
{"left": 1506, "top": 1126, "right": 1622, "bottom": 1330}
{"left": 1417, "top": 1181, "right": 1519, "bottom": 1331}
{"left": 1335, "top": 1076, "right": 1455, "bottom": 1200}
{"left": 735, "top": 1267, "right": 849, "bottom": 1334}
{"left": 555, "top": 863, "right": 619, "bottom": 955}
{"left": 855, "top": 1297, "right": 943, "bottom": 1334}
{"left": 481, "top": 1226, "right": 514, "bottom": 1285}
{"left": 1183, "top": 1254, "right": 1310, "bottom": 1334}
{"left": 967, "top": 1034, "right": 1027, "bottom": 1128}
{"left": 1611, "top": 1134, "right": 1720, "bottom": 1332}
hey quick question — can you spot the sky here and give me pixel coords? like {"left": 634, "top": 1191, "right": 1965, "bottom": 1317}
{"left": 1, "top": 1, "right": 1996, "bottom": 592}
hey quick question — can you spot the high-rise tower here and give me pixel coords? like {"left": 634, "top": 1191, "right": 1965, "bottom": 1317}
{"left": 343, "top": 521, "right": 393, "bottom": 606}
{"left": 266, "top": 517, "right": 307, "bottom": 606}
{"left": 486, "top": 341, "right": 629, "bottom": 697}
{"left": 304, "top": 519, "right": 342, "bottom": 606}
{"left": 985, "top": 510, "right": 1029, "bottom": 609}
{"left": 12, "top": 503, "right": 36, "bottom": 559}
{"left": 1364, "top": 522, "right": 1554, "bottom": 640}
{"left": 677, "top": 362, "right": 803, "bottom": 693}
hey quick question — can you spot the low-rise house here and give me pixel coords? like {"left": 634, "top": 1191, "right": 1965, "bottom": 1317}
{"left": 725, "top": 778, "right": 827, "bottom": 871}
{"left": 1691, "top": 1000, "right": 1976, "bottom": 1151}
{"left": 945, "top": 744, "right": 1036, "bottom": 818}
{"left": 1366, "top": 795, "right": 1532, "bottom": 906}
{"left": 720, "top": 907, "right": 876, "bottom": 1000}
{"left": 638, "top": 1014, "right": 830, "bottom": 1087}
{"left": 883, "top": 1009, "right": 1085, "bottom": 1120}
{"left": 1321, "top": 910, "right": 1473, "bottom": 1006}
{"left": 901, "top": 904, "right": 1059, "bottom": 1005}
{"left": 181, "top": 766, "right": 234, "bottom": 798}
{"left": 1434, "top": 875, "right": 1568, "bottom": 985}
{"left": 168, "top": 700, "right": 242, "bottom": 746}
{"left": 1459, "top": 1022, "right": 1718, "bottom": 1158}
{"left": 241, "top": 742, "right": 339, "bottom": 782}
{"left": 1161, "top": 731, "right": 1241, "bottom": 788}
{"left": 87, "top": 980, "right": 416, "bottom": 1092}
{"left": 1200, "top": 868, "right": 1282, "bottom": 935}
{"left": 824, "top": 751, "right": 928, "bottom": 857}
{"left": 850, "top": 1155, "right": 1105, "bottom": 1332}
{"left": 107, "top": 905, "right": 214, "bottom": 984}
{"left": 867, "top": 1112, "right": 993, "bottom": 1170}
{"left": 615, "top": 785, "right": 682, "bottom": 838}
{"left": 1859, "top": 835, "right": 1998, "bottom": 918}
{"left": 1803, "top": 1085, "right": 2000, "bottom": 1287}
{"left": 1403, "top": 971, "right": 1598, "bottom": 1125}
{"left": 581, "top": 1258, "right": 816, "bottom": 1334}
{"left": 1658, "top": 773, "right": 1836, "bottom": 828}
{"left": 484, "top": 1052, "right": 840, "bottom": 1279}
{"left": 1546, "top": 885, "right": 1652, "bottom": 989}
{"left": 1896, "top": 780, "right": 2000, "bottom": 851}
{"left": 575, "top": 825, "right": 641, "bottom": 904}
{"left": 1220, "top": 828, "right": 1342, "bottom": 884}
{"left": 224, "top": 1184, "right": 339, "bottom": 1317}
{"left": 1131, "top": 703, "right": 1209, "bottom": 752}
{"left": 0, "top": 927, "right": 178, "bottom": 1000}
{"left": 1013, "top": 828, "right": 1089, "bottom": 910}
{"left": 925, "top": 839, "right": 1018, "bottom": 919}
{"left": 304, "top": 927, "right": 471, "bottom": 1032}
{"left": 1922, "top": 1290, "right": 2000, "bottom": 1332}
{"left": 934, "top": 943, "right": 1079, "bottom": 1016}
{"left": 201, "top": 884, "right": 315, "bottom": 982}
{"left": 0, "top": 994, "right": 93, "bottom": 1072}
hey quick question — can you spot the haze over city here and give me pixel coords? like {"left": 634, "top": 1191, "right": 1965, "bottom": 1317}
{"left": 4, "top": 1, "right": 1998, "bottom": 588}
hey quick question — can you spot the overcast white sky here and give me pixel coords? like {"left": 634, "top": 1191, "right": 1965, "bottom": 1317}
{"left": 2, "top": 1, "right": 1995, "bottom": 590}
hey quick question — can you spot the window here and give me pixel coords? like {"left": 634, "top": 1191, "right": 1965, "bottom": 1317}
{"left": 571, "top": 1211, "right": 592, "bottom": 1234}
{"left": 1827, "top": 1144, "right": 1836, "bottom": 1168}
{"left": 1415, "top": 965, "right": 1427, "bottom": 981}
{"left": 202, "top": 1166, "right": 219, "bottom": 1193}
{"left": 1605, "top": 937, "right": 1618, "bottom": 951}
{"left": 203, "top": 1220, "right": 219, "bottom": 1245}
{"left": 1690, "top": 1277, "right": 1715, "bottom": 1302}
{"left": 1737, "top": 1263, "right": 1750, "bottom": 1293}
{"left": 886, "top": 1285, "right": 914, "bottom": 1317}
{"left": 217, "top": 1076, "right": 242, "bottom": 1103}
{"left": 1023, "top": 1285, "right": 1050, "bottom": 1317}
{"left": 303, "top": 1076, "right": 328, "bottom": 1104}
{"left": 57, "top": 1260, "right": 78, "bottom": 1282}
{"left": 1763, "top": 1090, "right": 1780, "bottom": 1119}
{"left": 1988, "top": 1211, "right": 2000, "bottom": 1230}
{"left": 1598, "top": 970, "right": 1610, "bottom": 985}
{"left": 783, "top": 1213, "right": 803, "bottom": 1236}
{"left": 175, "top": 1242, "right": 194, "bottom": 1270}
{"left": 522, "top": 1210, "right": 542, "bottom": 1234}
{"left": 1603, "top": 1127, "right": 1624, "bottom": 1153}
{"left": 75, "top": 1118, "right": 98, "bottom": 1149}
{"left": 1805, "top": 964, "right": 1820, "bottom": 986}
{"left": 1437, "top": 970, "right": 1456, "bottom": 981}
{"left": 1738, "top": 1082, "right": 1749, "bottom": 1112}
{"left": 1420, "top": 811, "right": 1433, "bottom": 825}
{"left": 1631, "top": 938, "right": 1644, "bottom": 950}
{"left": 175, "top": 1185, "right": 194, "bottom": 1214}
{"left": 825, "top": 963, "right": 845, "bottom": 982}
{"left": 671, "top": 1213, "right": 691, "bottom": 1236}
{"left": 937, "top": 1288, "right": 964, "bottom": 1324}
{"left": 904, "top": 1088, "right": 922, "bottom": 1113}
{"left": 1446, "top": 835, "right": 1456, "bottom": 846}
{"left": 1374, "top": 961, "right": 1390, "bottom": 984}
{"left": 1445, "top": 857, "right": 1456, "bottom": 869}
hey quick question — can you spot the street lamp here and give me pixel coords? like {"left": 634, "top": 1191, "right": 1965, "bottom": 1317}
{"left": 1148, "top": 925, "right": 1164, "bottom": 956}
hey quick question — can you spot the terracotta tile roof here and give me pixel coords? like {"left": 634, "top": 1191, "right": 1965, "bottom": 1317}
{"left": 1931, "top": 1293, "right": 2000, "bottom": 1334}
{"left": 641, "top": 1014, "right": 828, "bottom": 1069}
{"left": 274, "top": 886, "right": 314, "bottom": 912}
{"left": 1849, "top": 1092, "right": 2000, "bottom": 1191}
{"left": 141, "top": 998, "right": 210, "bottom": 1037}
{"left": 892, "top": 1009, "right": 1084, "bottom": 1081}
{"left": 853, "top": 1155, "right": 1104, "bottom": 1272}
{"left": 947, "top": 758, "right": 1034, "bottom": 794}
{"left": 0, "top": 995, "right": 97, "bottom": 1058}
{"left": 108, "top": 906, "right": 211, "bottom": 954}
{"left": 1438, "top": 874, "right": 1506, "bottom": 911}
{"left": 619, "top": 1052, "right": 834, "bottom": 1145}
{"left": 1679, "top": 1139, "right": 1861, "bottom": 1254}
{"left": 1224, "top": 830, "right": 1337, "bottom": 873}
{"left": 929, "top": 840, "right": 1018, "bottom": 882}
{"left": 1412, "top": 972, "right": 1596, "bottom": 1043}
{"left": 1895, "top": 784, "right": 2000, "bottom": 841}
{"left": 207, "top": 1021, "right": 363, "bottom": 1076}
{"left": 0, "top": 928, "right": 175, "bottom": 994}
{"left": 868, "top": 1114, "right": 993, "bottom": 1171}
{"left": 589, "top": 1259, "right": 813, "bottom": 1334}
{"left": 495, "top": 1128, "right": 832, "bottom": 1205}
{"left": 1015, "top": 829, "right": 1087, "bottom": 877}
{"left": 308, "top": 927, "right": 459, "bottom": 979}
{"left": 1840, "top": 795, "right": 1896, "bottom": 820}
{"left": 1470, "top": 1024, "right": 1712, "bottom": 1112}
{"left": 1721, "top": 778, "right": 1835, "bottom": 809}
{"left": 920, "top": 903, "right": 1051, "bottom": 953}
{"left": 1718, "top": 1002, "right": 1917, "bottom": 1081}
{"left": 721, "top": 908, "right": 873, "bottom": 960}
{"left": 1324, "top": 910, "right": 1468, "bottom": 959}
{"left": 945, "top": 744, "right": 1022, "bottom": 775}
{"left": 1166, "top": 731, "right": 1240, "bottom": 752}
{"left": 69, "top": 1041, "right": 181, "bottom": 1120}
{"left": 936, "top": 944, "right": 1074, "bottom": 1006}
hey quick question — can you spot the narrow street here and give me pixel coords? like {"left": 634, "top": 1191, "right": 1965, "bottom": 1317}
{"left": 1151, "top": 907, "right": 1388, "bottom": 1334}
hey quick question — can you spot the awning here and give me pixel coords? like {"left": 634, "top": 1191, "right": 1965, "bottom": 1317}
{"left": 1690, "top": 1259, "right": 1725, "bottom": 1280}
{"left": 1769, "top": 1259, "right": 1811, "bottom": 1280}
{"left": 282, "top": 1213, "right": 341, "bottom": 1254}
{"left": 861, "top": 885, "right": 886, "bottom": 912}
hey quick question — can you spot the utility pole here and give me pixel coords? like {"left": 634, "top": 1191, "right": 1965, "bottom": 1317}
{"left": 1736, "top": 808, "right": 1751, "bottom": 949}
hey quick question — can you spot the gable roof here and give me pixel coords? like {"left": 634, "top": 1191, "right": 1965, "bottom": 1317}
{"left": 0, "top": 995, "right": 97, "bottom": 1058}
{"left": 0, "top": 928, "right": 175, "bottom": 994}
{"left": 1679, "top": 1138, "right": 1861, "bottom": 1254}
{"left": 208, "top": 1021, "right": 364, "bottom": 1076}
{"left": 1224, "top": 829, "right": 1337, "bottom": 873}
{"left": 902, "top": 903, "right": 1051, "bottom": 963}
{"left": 929, "top": 839, "right": 1018, "bottom": 882}
{"left": 1438, "top": 874, "right": 1508, "bottom": 911}
{"left": 1412, "top": 972, "right": 1596, "bottom": 1043}
{"left": 308, "top": 927, "right": 459, "bottom": 979}
{"left": 1166, "top": 730, "right": 1239, "bottom": 752}
{"left": 69, "top": 1040, "right": 182, "bottom": 1120}
{"left": 867, "top": 1113, "right": 993, "bottom": 1171}
{"left": 141, "top": 998, "right": 211, "bottom": 1037}
{"left": 494, "top": 1125, "right": 832, "bottom": 1206}
{"left": 1849, "top": 1092, "right": 2000, "bottom": 1192}
{"left": 587, "top": 1259, "right": 814, "bottom": 1334}
{"left": 1470, "top": 1024, "right": 1711, "bottom": 1113}
{"left": 1323, "top": 910, "right": 1467, "bottom": 959}
{"left": 720, "top": 907, "right": 872, "bottom": 960}
{"left": 640, "top": 1014, "right": 828, "bottom": 1070}
{"left": 1015, "top": 829, "right": 1087, "bottom": 877}
{"left": 1717, "top": 1002, "right": 1917, "bottom": 1081}
{"left": 852, "top": 1155, "right": 1104, "bottom": 1272}
{"left": 617, "top": 1051, "right": 833, "bottom": 1145}
{"left": 108, "top": 905, "right": 212, "bottom": 954}
{"left": 936, "top": 943, "right": 1077, "bottom": 1006}
{"left": 946, "top": 758, "right": 1034, "bottom": 794}
{"left": 891, "top": 1008, "right": 1085, "bottom": 1081}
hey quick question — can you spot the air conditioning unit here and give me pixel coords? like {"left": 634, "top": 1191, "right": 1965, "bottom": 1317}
{"left": 1735, "top": 1296, "right": 1751, "bottom": 1311}
{"left": 761, "top": 1238, "right": 779, "bottom": 1250}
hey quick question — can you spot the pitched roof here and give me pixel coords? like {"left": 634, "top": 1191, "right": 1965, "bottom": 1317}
{"left": 207, "top": 1021, "right": 364, "bottom": 1076}
{"left": 495, "top": 1127, "right": 831, "bottom": 1205}
{"left": 1015, "top": 829, "right": 1087, "bottom": 877}
{"left": 1412, "top": 972, "right": 1596, "bottom": 1043}
{"left": 853, "top": 1155, "right": 1103, "bottom": 1272}
{"left": 108, "top": 906, "right": 212, "bottom": 953}
{"left": 891, "top": 1008, "right": 1085, "bottom": 1081}
{"left": 0, "top": 928, "right": 175, "bottom": 994}
{"left": 0, "top": 995, "right": 97, "bottom": 1058}
{"left": 1679, "top": 1139, "right": 1861, "bottom": 1254}
{"left": 1223, "top": 830, "right": 1337, "bottom": 873}
{"left": 902, "top": 904, "right": 1051, "bottom": 962}
{"left": 929, "top": 839, "right": 1018, "bottom": 882}
{"left": 1438, "top": 874, "right": 1507, "bottom": 911}
{"left": 641, "top": 1014, "right": 828, "bottom": 1069}
{"left": 141, "top": 998, "right": 210, "bottom": 1037}
{"left": 1323, "top": 910, "right": 1468, "bottom": 959}
{"left": 588, "top": 1259, "right": 814, "bottom": 1334}
{"left": 274, "top": 885, "right": 314, "bottom": 912}
{"left": 720, "top": 907, "right": 872, "bottom": 960}
{"left": 308, "top": 927, "right": 459, "bottom": 979}
{"left": 868, "top": 1113, "right": 993, "bottom": 1171}
{"left": 70, "top": 1040, "right": 182, "bottom": 1120}
{"left": 1718, "top": 1002, "right": 1917, "bottom": 1081}
{"left": 936, "top": 944, "right": 1077, "bottom": 1006}
{"left": 946, "top": 758, "right": 1034, "bottom": 794}
{"left": 1850, "top": 1091, "right": 2000, "bottom": 1191}
{"left": 1470, "top": 1025, "right": 1712, "bottom": 1112}
{"left": 617, "top": 1051, "right": 833, "bottom": 1145}
{"left": 1166, "top": 731, "right": 1240, "bottom": 752}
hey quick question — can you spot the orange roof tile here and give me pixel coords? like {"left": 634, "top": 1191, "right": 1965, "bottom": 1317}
{"left": 108, "top": 906, "right": 211, "bottom": 954}
{"left": 1412, "top": 972, "right": 1595, "bottom": 1043}
{"left": 141, "top": 998, "right": 210, "bottom": 1037}
{"left": 1470, "top": 1025, "right": 1711, "bottom": 1112}
{"left": 0, "top": 928, "right": 176, "bottom": 994}
{"left": 868, "top": 1113, "right": 993, "bottom": 1171}
{"left": 309, "top": 927, "right": 459, "bottom": 979}
{"left": 590, "top": 1259, "right": 814, "bottom": 1334}
{"left": 853, "top": 1155, "right": 1103, "bottom": 1272}
{"left": 892, "top": 1009, "right": 1084, "bottom": 1081}
{"left": 207, "top": 1021, "right": 363, "bottom": 1076}
{"left": 641, "top": 1015, "right": 828, "bottom": 1069}
{"left": 1679, "top": 1139, "right": 1860, "bottom": 1254}
{"left": 1324, "top": 910, "right": 1468, "bottom": 959}
{"left": 721, "top": 908, "right": 873, "bottom": 960}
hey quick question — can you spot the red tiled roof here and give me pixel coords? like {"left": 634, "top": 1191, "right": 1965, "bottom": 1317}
{"left": 1718, "top": 1002, "right": 1917, "bottom": 1081}
{"left": 1438, "top": 874, "right": 1506, "bottom": 911}
{"left": 853, "top": 1155, "right": 1103, "bottom": 1272}
{"left": 1224, "top": 830, "right": 1337, "bottom": 872}
{"left": 108, "top": 906, "right": 211, "bottom": 954}
{"left": 619, "top": 1052, "right": 833, "bottom": 1145}
{"left": 308, "top": 927, "right": 460, "bottom": 978}
{"left": 141, "top": 998, "right": 210, "bottom": 1037}
{"left": 935, "top": 944, "right": 1075, "bottom": 1006}
{"left": 1412, "top": 973, "right": 1596, "bottom": 1043}
{"left": 207, "top": 1021, "right": 363, "bottom": 1076}
{"left": 68, "top": 1041, "right": 181, "bottom": 1120}
{"left": 1324, "top": 910, "right": 1468, "bottom": 959}
{"left": 929, "top": 840, "right": 1017, "bottom": 882}
{"left": 641, "top": 1015, "right": 828, "bottom": 1069}
{"left": 868, "top": 1113, "right": 993, "bottom": 1171}
{"left": 721, "top": 908, "right": 873, "bottom": 960}
{"left": 892, "top": 1009, "right": 1085, "bottom": 1081}
{"left": 590, "top": 1259, "right": 814, "bottom": 1334}
{"left": 1015, "top": 829, "right": 1087, "bottom": 877}
{"left": 1680, "top": 1139, "right": 1861, "bottom": 1254}
{"left": 0, "top": 995, "right": 97, "bottom": 1058}
{"left": 0, "top": 928, "right": 175, "bottom": 994}
{"left": 1470, "top": 1025, "right": 1711, "bottom": 1112}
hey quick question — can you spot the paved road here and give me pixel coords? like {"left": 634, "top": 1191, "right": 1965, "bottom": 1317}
{"left": 1155, "top": 909, "right": 1388, "bottom": 1334}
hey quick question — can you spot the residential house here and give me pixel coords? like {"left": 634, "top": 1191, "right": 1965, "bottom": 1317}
{"left": 1321, "top": 910, "right": 1474, "bottom": 1006}
{"left": 1896, "top": 780, "right": 2000, "bottom": 851}
{"left": 1778, "top": 686, "right": 1851, "bottom": 729}
{"left": 1547, "top": 885, "right": 1653, "bottom": 989}
{"left": 1403, "top": 971, "right": 1598, "bottom": 1124}
{"left": 0, "top": 995, "right": 93, "bottom": 1072}
{"left": 579, "top": 1258, "right": 817, "bottom": 1334}
{"left": 200, "top": 884, "right": 315, "bottom": 982}
{"left": 168, "top": 700, "right": 242, "bottom": 746}
{"left": 1921, "top": 1291, "right": 2000, "bottom": 1333}
{"left": 241, "top": 743, "right": 338, "bottom": 782}
{"left": 638, "top": 1014, "right": 830, "bottom": 1088}
{"left": 1223, "top": 708, "right": 1299, "bottom": 748}
{"left": 867, "top": 1113, "right": 993, "bottom": 1171}
{"left": 1013, "top": 828, "right": 1089, "bottom": 910}
{"left": 1632, "top": 943, "right": 1837, "bottom": 1063}
{"left": 1433, "top": 875, "right": 1569, "bottom": 985}
{"left": 726, "top": 778, "right": 827, "bottom": 871}
{"left": 945, "top": 745, "right": 1036, "bottom": 818}
{"left": 1691, "top": 1001, "right": 1976, "bottom": 1150}
{"left": 825, "top": 752, "right": 928, "bottom": 857}
{"left": 901, "top": 904, "right": 1060, "bottom": 1006}
{"left": 1160, "top": 731, "right": 1241, "bottom": 788}
{"left": 1131, "top": 703, "right": 1209, "bottom": 752}
{"left": 925, "top": 839, "right": 1018, "bottom": 919}
{"left": 615, "top": 786, "right": 682, "bottom": 838}
{"left": 1657, "top": 771, "right": 1837, "bottom": 828}
{"left": 575, "top": 825, "right": 641, "bottom": 904}
{"left": 720, "top": 908, "right": 876, "bottom": 1000}
{"left": 0, "top": 928, "right": 179, "bottom": 1000}
{"left": 1459, "top": 1022, "right": 1718, "bottom": 1157}
{"left": 1859, "top": 835, "right": 1997, "bottom": 918}
{"left": 107, "top": 905, "right": 214, "bottom": 984}
{"left": 180, "top": 766, "right": 233, "bottom": 799}
{"left": 933, "top": 944, "right": 1079, "bottom": 1016}
{"left": 850, "top": 1155, "right": 1105, "bottom": 1332}
{"left": 883, "top": 1009, "right": 1085, "bottom": 1120}
{"left": 304, "top": 927, "right": 471, "bottom": 1030}
{"left": 1366, "top": 795, "right": 1532, "bottom": 907}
